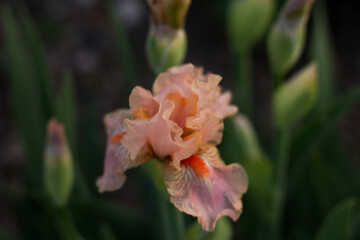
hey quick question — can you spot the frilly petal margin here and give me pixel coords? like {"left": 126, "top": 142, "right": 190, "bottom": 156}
{"left": 123, "top": 100, "right": 201, "bottom": 169}
{"left": 164, "top": 146, "right": 248, "bottom": 231}
{"left": 96, "top": 109, "right": 152, "bottom": 193}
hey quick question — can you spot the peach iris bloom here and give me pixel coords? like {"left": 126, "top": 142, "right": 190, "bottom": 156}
{"left": 97, "top": 64, "right": 248, "bottom": 231}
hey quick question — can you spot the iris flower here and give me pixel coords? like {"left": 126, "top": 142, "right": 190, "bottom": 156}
{"left": 97, "top": 64, "right": 248, "bottom": 231}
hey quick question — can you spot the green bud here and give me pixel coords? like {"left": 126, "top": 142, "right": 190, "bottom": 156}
{"left": 227, "top": 0, "right": 274, "bottom": 52}
{"left": 233, "top": 114, "right": 263, "bottom": 160}
{"left": 146, "top": 25, "right": 187, "bottom": 74}
{"left": 273, "top": 63, "right": 318, "bottom": 130}
{"left": 146, "top": 0, "right": 191, "bottom": 29}
{"left": 267, "top": 0, "right": 315, "bottom": 75}
{"left": 44, "top": 118, "right": 74, "bottom": 207}
{"left": 233, "top": 115, "right": 274, "bottom": 221}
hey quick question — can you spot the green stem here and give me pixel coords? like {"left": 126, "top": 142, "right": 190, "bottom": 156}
{"left": 139, "top": 166, "right": 184, "bottom": 240}
{"left": 274, "top": 74, "right": 283, "bottom": 90}
{"left": 271, "top": 129, "right": 291, "bottom": 240}
{"left": 234, "top": 51, "right": 253, "bottom": 119}
{"left": 311, "top": 0, "right": 335, "bottom": 109}
{"left": 55, "top": 207, "right": 83, "bottom": 240}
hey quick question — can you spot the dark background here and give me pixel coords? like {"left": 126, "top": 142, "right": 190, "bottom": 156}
{"left": 0, "top": 0, "right": 359, "bottom": 236}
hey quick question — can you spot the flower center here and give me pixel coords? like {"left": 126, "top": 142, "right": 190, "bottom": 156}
{"left": 181, "top": 155, "right": 210, "bottom": 178}
{"left": 166, "top": 92, "right": 198, "bottom": 131}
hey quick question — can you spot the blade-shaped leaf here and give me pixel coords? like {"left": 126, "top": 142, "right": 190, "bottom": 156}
{"left": 310, "top": 0, "right": 335, "bottom": 109}
{"left": 20, "top": 7, "right": 54, "bottom": 118}
{"left": 56, "top": 71, "right": 89, "bottom": 196}
{"left": 56, "top": 71, "right": 76, "bottom": 155}
{"left": 314, "top": 198, "right": 359, "bottom": 240}
{"left": 106, "top": 2, "right": 137, "bottom": 90}
{"left": 292, "top": 83, "right": 360, "bottom": 159}
{"left": 2, "top": 6, "right": 46, "bottom": 186}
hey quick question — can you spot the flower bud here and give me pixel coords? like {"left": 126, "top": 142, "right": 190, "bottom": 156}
{"left": 227, "top": 0, "right": 274, "bottom": 53}
{"left": 146, "top": 0, "right": 191, "bottom": 29}
{"left": 234, "top": 114, "right": 263, "bottom": 160}
{"left": 44, "top": 118, "right": 74, "bottom": 207}
{"left": 273, "top": 63, "right": 317, "bottom": 129}
{"left": 267, "top": 0, "right": 315, "bottom": 76}
{"left": 233, "top": 114, "right": 273, "bottom": 221}
{"left": 146, "top": 25, "right": 187, "bottom": 74}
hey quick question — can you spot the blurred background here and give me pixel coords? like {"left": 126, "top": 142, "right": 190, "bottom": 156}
{"left": 0, "top": 0, "right": 359, "bottom": 239}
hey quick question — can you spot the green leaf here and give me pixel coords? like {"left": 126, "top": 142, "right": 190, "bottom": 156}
{"left": 314, "top": 198, "right": 359, "bottom": 240}
{"left": 310, "top": 0, "right": 336, "bottom": 109}
{"left": 185, "top": 217, "right": 233, "bottom": 240}
{"left": 2, "top": 6, "right": 46, "bottom": 186}
{"left": 292, "top": 83, "right": 360, "bottom": 159}
{"left": 20, "top": 7, "right": 54, "bottom": 118}
{"left": 56, "top": 71, "right": 76, "bottom": 155}
{"left": 99, "top": 224, "right": 117, "bottom": 240}
{"left": 55, "top": 71, "right": 89, "bottom": 196}
{"left": 107, "top": 2, "right": 137, "bottom": 89}
{"left": 70, "top": 198, "right": 149, "bottom": 239}
{"left": 273, "top": 63, "right": 318, "bottom": 130}
{"left": 267, "top": 0, "right": 315, "bottom": 75}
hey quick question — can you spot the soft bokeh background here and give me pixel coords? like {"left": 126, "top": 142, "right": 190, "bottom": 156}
{"left": 0, "top": 0, "right": 359, "bottom": 239}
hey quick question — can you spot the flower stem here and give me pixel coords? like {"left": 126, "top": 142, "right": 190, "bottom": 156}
{"left": 271, "top": 129, "right": 291, "bottom": 240}
{"left": 274, "top": 74, "right": 283, "bottom": 90}
{"left": 234, "top": 51, "right": 253, "bottom": 119}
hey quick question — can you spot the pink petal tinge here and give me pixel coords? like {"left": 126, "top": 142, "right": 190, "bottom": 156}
{"left": 164, "top": 146, "right": 248, "bottom": 231}
{"left": 96, "top": 109, "right": 152, "bottom": 193}
{"left": 123, "top": 100, "right": 202, "bottom": 169}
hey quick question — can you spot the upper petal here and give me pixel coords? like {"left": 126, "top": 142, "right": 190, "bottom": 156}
{"left": 152, "top": 64, "right": 196, "bottom": 96}
{"left": 207, "top": 91, "right": 238, "bottom": 118}
{"left": 186, "top": 110, "right": 224, "bottom": 146}
{"left": 164, "top": 146, "right": 248, "bottom": 231}
{"left": 123, "top": 100, "right": 201, "bottom": 167}
{"left": 129, "top": 86, "right": 159, "bottom": 119}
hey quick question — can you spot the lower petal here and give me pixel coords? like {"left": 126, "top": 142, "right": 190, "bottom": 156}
{"left": 164, "top": 146, "right": 248, "bottom": 231}
{"left": 97, "top": 109, "right": 152, "bottom": 193}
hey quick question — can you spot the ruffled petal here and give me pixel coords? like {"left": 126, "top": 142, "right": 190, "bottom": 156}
{"left": 207, "top": 92, "right": 238, "bottom": 118}
{"left": 153, "top": 64, "right": 195, "bottom": 96}
{"left": 186, "top": 110, "right": 224, "bottom": 146}
{"left": 164, "top": 146, "right": 248, "bottom": 231}
{"left": 96, "top": 109, "right": 152, "bottom": 193}
{"left": 123, "top": 100, "right": 201, "bottom": 168}
{"left": 129, "top": 86, "right": 159, "bottom": 119}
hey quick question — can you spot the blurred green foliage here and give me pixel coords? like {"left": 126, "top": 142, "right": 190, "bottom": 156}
{"left": 1, "top": 0, "right": 360, "bottom": 239}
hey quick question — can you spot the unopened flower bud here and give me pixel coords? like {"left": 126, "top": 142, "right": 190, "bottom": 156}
{"left": 267, "top": 0, "right": 315, "bottom": 75}
{"left": 227, "top": 0, "right": 274, "bottom": 53}
{"left": 273, "top": 63, "right": 317, "bottom": 129}
{"left": 146, "top": 25, "right": 187, "bottom": 74}
{"left": 146, "top": 0, "right": 191, "bottom": 29}
{"left": 234, "top": 114, "right": 263, "bottom": 160}
{"left": 44, "top": 118, "right": 74, "bottom": 207}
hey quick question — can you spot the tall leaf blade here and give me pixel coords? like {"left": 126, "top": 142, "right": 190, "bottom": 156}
{"left": 292, "top": 84, "right": 360, "bottom": 159}
{"left": 56, "top": 71, "right": 89, "bottom": 196}
{"left": 20, "top": 7, "right": 54, "bottom": 118}
{"left": 314, "top": 198, "right": 359, "bottom": 240}
{"left": 106, "top": 1, "right": 138, "bottom": 90}
{"left": 2, "top": 7, "right": 46, "bottom": 186}
{"left": 56, "top": 71, "right": 76, "bottom": 154}
{"left": 311, "top": 0, "right": 335, "bottom": 109}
